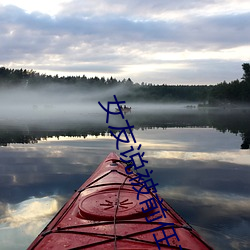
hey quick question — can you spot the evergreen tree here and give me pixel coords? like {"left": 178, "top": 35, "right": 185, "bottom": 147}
{"left": 242, "top": 63, "right": 250, "bottom": 83}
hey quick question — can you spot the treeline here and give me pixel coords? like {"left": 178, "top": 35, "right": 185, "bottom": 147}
{"left": 208, "top": 63, "right": 250, "bottom": 104}
{"left": 0, "top": 63, "right": 250, "bottom": 104}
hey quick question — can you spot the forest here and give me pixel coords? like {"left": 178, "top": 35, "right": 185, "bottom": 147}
{"left": 0, "top": 63, "right": 250, "bottom": 104}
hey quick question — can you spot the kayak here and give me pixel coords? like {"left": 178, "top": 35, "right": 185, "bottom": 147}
{"left": 28, "top": 152, "right": 213, "bottom": 249}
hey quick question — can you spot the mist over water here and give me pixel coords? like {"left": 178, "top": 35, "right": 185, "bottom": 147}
{"left": 1, "top": 84, "right": 250, "bottom": 148}
{"left": 0, "top": 85, "right": 100, "bottom": 122}
{"left": 0, "top": 84, "right": 250, "bottom": 249}
{"left": 0, "top": 84, "right": 198, "bottom": 125}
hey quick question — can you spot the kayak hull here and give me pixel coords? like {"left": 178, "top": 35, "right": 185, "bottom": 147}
{"left": 28, "top": 152, "right": 213, "bottom": 249}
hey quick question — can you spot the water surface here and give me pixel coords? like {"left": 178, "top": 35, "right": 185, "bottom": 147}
{"left": 0, "top": 105, "right": 250, "bottom": 249}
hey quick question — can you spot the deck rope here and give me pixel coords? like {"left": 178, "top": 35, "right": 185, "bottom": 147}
{"left": 114, "top": 175, "right": 129, "bottom": 249}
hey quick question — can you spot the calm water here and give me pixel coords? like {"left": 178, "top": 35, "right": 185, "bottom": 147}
{"left": 0, "top": 105, "right": 250, "bottom": 249}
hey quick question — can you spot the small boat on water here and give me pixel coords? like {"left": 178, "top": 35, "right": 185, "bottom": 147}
{"left": 28, "top": 152, "right": 213, "bottom": 249}
{"left": 115, "top": 106, "right": 132, "bottom": 114}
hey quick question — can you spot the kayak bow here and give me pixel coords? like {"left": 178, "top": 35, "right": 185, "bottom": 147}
{"left": 28, "top": 152, "right": 213, "bottom": 249}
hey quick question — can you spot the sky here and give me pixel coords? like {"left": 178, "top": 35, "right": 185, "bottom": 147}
{"left": 0, "top": 0, "right": 250, "bottom": 85}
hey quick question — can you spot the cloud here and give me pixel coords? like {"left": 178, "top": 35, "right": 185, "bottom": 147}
{"left": 0, "top": 196, "right": 62, "bottom": 249}
{"left": 159, "top": 186, "right": 250, "bottom": 215}
{"left": 58, "top": 0, "right": 239, "bottom": 19}
{"left": 0, "top": 196, "right": 59, "bottom": 228}
{"left": 3, "top": 5, "right": 248, "bottom": 48}
{"left": 0, "top": 1, "right": 250, "bottom": 84}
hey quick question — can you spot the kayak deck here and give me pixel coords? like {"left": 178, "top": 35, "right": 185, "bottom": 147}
{"left": 28, "top": 152, "right": 213, "bottom": 249}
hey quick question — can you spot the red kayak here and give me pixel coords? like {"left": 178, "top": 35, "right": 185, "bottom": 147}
{"left": 28, "top": 152, "right": 213, "bottom": 249}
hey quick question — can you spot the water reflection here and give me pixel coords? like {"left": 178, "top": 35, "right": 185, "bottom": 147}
{"left": 0, "top": 107, "right": 250, "bottom": 149}
{"left": 0, "top": 109, "right": 250, "bottom": 249}
{"left": 0, "top": 196, "right": 62, "bottom": 250}
{"left": 0, "top": 196, "right": 59, "bottom": 228}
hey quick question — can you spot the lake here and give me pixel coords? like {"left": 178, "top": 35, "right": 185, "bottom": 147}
{"left": 0, "top": 103, "right": 250, "bottom": 249}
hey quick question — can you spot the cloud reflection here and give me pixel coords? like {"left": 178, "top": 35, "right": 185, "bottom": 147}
{"left": 0, "top": 127, "right": 249, "bottom": 249}
{"left": 159, "top": 186, "right": 250, "bottom": 216}
{"left": 158, "top": 186, "right": 250, "bottom": 250}
{"left": 151, "top": 150, "right": 250, "bottom": 167}
{"left": 0, "top": 196, "right": 62, "bottom": 249}
{"left": 0, "top": 196, "right": 59, "bottom": 229}
{"left": 131, "top": 128, "right": 249, "bottom": 166}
